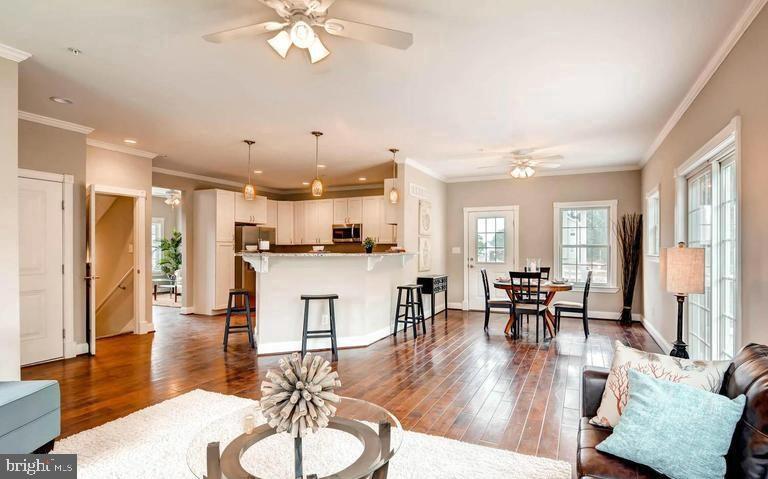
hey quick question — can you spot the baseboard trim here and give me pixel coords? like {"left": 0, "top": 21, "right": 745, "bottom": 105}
{"left": 180, "top": 307, "right": 194, "bottom": 315}
{"left": 641, "top": 316, "right": 673, "bottom": 353}
{"left": 138, "top": 321, "right": 155, "bottom": 334}
{"left": 74, "top": 342, "right": 89, "bottom": 356}
{"left": 447, "top": 302, "right": 464, "bottom": 310}
{"left": 257, "top": 326, "right": 392, "bottom": 355}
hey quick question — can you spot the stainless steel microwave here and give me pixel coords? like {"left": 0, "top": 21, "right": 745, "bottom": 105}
{"left": 332, "top": 224, "right": 362, "bottom": 243}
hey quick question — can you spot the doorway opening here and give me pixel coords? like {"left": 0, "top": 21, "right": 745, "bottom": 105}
{"left": 463, "top": 206, "right": 519, "bottom": 310}
{"left": 151, "top": 187, "right": 183, "bottom": 309}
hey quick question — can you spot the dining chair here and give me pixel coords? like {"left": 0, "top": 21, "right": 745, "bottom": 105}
{"left": 480, "top": 269, "right": 513, "bottom": 333}
{"left": 552, "top": 270, "right": 592, "bottom": 338}
{"left": 524, "top": 266, "right": 551, "bottom": 304}
{"left": 509, "top": 271, "right": 549, "bottom": 342}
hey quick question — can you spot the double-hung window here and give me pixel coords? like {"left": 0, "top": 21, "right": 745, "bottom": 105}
{"left": 554, "top": 200, "right": 618, "bottom": 290}
{"left": 646, "top": 187, "right": 660, "bottom": 258}
{"left": 676, "top": 118, "right": 739, "bottom": 361}
{"left": 151, "top": 217, "right": 165, "bottom": 274}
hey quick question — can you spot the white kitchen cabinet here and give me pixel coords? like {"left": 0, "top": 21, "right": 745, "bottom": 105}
{"left": 276, "top": 201, "right": 294, "bottom": 245}
{"left": 265, "top": 199, "right": 278, "bottom": 228}
{"left": 216, "top": 190, "right": 235, "bottom": 242}
{"left": 193, "top": 189, "right": 236, "bottom": 315}
{"left": 293, "top": 201, "right": 305, "bottom": 245}
{"left": 378, "top": 197, "right": 397, "bottom": 244}
{"left": 347, "top": 198, "right": 362, "bottom": 224}
{"left": 362, "top": 197, "right": 381, "bottom": 243}
{"left": 234, "top": 194, "right": 267, "bottom": 224}
{"left": 333, "top": 199, "right": 348, "bottom": 224}
{"left": 303, "top": 201, "right": 318, "bottom": 244}
{"left": 214, "top": 241, "right": 235, "bottom": 309}
{"left": 317, "top": 200, "right": 334, "bottom": 243}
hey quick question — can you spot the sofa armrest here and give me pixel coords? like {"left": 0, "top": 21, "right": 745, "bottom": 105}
{"left": 581, "top": 366, "right": 609, "bottom": 418}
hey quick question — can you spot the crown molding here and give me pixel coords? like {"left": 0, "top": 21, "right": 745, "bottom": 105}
{"left": 87, "top": 139, "right": 157, "bottom": 159}
{"left": 443, "top": 164, "right": 640, "bottom": 184}
{"left": 0, "top": 43, "right": 31, "bottom": 62}
{"left": 397, "top": 158, "right": 447, "bottom": 182}
{"left": 640, "top": 0, "right": 767, "bottom": 167}
{"left": 18, "top": 111, "right": 94, "bottom": 134}
{"left": 151, "top": 167, "right": 283, "bottom": 194}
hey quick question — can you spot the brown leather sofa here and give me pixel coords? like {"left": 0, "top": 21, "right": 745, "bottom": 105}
{"left": 577, "top": 343, "right": 768, "bottom": 479}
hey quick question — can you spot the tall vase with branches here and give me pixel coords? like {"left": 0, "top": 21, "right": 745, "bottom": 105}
{"left": 616, "top": 213, "right": 642, "bottom": 325}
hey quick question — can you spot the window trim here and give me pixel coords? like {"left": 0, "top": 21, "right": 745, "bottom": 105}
{"left": 674, "top": 116, "right": 741, "bottom": 360}
{"left": 646, "top": 185, "right": 660, "bottom": 261}
{"left": 151, "top": 217, "right": 165, "bottom": 274}
{"left": 553, "top": 200, "right": 619, "bottom": 293}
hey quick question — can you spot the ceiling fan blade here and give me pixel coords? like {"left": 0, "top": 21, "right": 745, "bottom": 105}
{"left": 203, "top": 21, "right": 287, "bottom": 43}
{"left": 256, "top": 0, "right": 291, "bottom": 17}
{"left": 306, "top": 0, "right": 336, "bottom": 14}
{"left": 537, "top": 163, "right": 561, "bottom": 169}
{"left": 529, "top": 154, "right": 563, "bottom": 161}
{"left": 324, "top": 18, "right": 413, "bottom": 50}
{"left": 477, "top": 163, "right": 511, "bottom": 169}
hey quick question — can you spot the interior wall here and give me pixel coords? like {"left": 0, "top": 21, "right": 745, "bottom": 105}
{"left": 87, "top": 146, "right": 153, "bottom": 329}
{"left": 18, "top": 119, "right": 87, "bottom": 344}
{"left": 401, "top": 163, "right": 448, "bottom": 314}
{"left": 445, "top": 169, "right": 643, "bottom": 315}
{"left": 277, "top": 187, "right": 385, "bottom": 201}
{"left": 95, "top": 195, "right": 134, "bottom": 337}
{"left": 641, "top": 5, "right": 768, "bottom": 349}
{"left": 0, "top": 57, "right": 20, "bottom": 380}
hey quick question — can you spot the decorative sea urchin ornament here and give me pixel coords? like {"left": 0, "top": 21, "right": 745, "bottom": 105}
{"left": 259, "top": 352, "right": 341, "bottom": 438}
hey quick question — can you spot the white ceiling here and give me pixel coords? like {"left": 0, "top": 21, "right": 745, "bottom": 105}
{"left": 0, "top": 0, "right": 753, "bottom": 188}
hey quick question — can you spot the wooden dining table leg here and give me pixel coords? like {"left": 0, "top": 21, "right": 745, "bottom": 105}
{"left": 543, "top": 291, "right": 557, "bottom": 337}
{"left": 503, "top": 289, "right": 516, "bottom": 336}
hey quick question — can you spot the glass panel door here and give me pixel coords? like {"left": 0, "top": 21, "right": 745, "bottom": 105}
{"left": 719, "top": 158, "right": 737, "bottom": 359}
{"left": 687, "top": 168, "right": 712, "bottom": 360}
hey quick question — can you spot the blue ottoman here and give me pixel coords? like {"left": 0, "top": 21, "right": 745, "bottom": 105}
{"left": 0, "top": 381, "right": 60, "bottom": 453}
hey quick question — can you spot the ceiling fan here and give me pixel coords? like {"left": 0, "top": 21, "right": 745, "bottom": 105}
{"left": 203, "top": 0, "right": 414, "bottom": 64}
{"left": 476, "top": 148, "right": 563, "bottom": 178}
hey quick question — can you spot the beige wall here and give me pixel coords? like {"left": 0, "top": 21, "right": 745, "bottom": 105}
{"left": 641, "top": 5, "right": 768, "bottom": 349}
{"left": 87, "top": 146, "right": 153, "bottom": 329}
{"left": 446, "top": 170, "right": 643, "bottom": 314}
{"left": 0, "top": 57, "right": 20, "bottom": 380}
{"left": 401, "top": 164, "right": 448, "bottom": 313}
{"left": 95, "top": 195, "right": 134, "bottom": 337}
{"left": 278, "top": 187, "right": 384, "bottom": 201}
{"left": 18, "top": 119, "right": 88, "bottom": 343}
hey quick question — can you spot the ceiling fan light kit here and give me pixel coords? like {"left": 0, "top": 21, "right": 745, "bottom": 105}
{"left": 203, "top": 0, "right": 413, "bottom": 65}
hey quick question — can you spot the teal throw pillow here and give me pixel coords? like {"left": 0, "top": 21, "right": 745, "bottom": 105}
{"left": 596, "top": 369, "right": 745, "bottom": 479}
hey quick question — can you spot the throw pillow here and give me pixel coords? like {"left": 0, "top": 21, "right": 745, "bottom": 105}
{"left": 590, "top": 340, "right": 729, "bottom": 427}
{"left": 596, "top": 369, "right": 745, "bottom": 479}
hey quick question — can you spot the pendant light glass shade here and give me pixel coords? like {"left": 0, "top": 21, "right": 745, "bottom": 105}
{"left": 311, "top": 131, "right": 323, "bottom": 197}
{"left": 243, "top": 139, "right": 256, "bottom": 200}
{"left": 388, "top": 148, "right": 400, "bottom": 204}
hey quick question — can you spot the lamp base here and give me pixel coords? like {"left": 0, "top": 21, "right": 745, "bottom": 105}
{"left": 669, "top": 341, "right": 689, "bottom": 359}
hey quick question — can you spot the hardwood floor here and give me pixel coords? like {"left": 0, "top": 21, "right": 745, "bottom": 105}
{"left": 22, "top": 306, "right": 661, "bottom": 473}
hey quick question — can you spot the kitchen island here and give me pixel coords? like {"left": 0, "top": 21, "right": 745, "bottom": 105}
{"left": 240, "top": 252, "right": 416, "bottom": 355}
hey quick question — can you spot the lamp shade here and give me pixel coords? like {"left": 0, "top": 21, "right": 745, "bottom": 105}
{"left": 662, "top": 243, "right": 705, "bottom": 295}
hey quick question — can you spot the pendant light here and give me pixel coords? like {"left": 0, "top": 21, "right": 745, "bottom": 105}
{"left": 243, "top": 139, "right": 256, "bottom": 200}
{"left": 310, "top": 131, "right": 324, "bottom": 197}
{"left": 388, "top": 148, "right": 400, "bottom": 204}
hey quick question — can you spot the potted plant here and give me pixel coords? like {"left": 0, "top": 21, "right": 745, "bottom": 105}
{"left": 159, "top": 230, "right": 182, "bottom": 280}
{"left": 363, "top": 236, "right": 376, "bottom": 254}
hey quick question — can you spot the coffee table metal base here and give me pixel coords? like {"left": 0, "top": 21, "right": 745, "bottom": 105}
{"left": 203, "top": 417, "right": 392, "bottom": 479}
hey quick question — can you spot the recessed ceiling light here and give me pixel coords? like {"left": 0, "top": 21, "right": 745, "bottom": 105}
{"left": 123, "top": 138, "right": 138, "bottom": 145}
{"left": 49, "top": 96, "right": 73, "bottom": 104}
{"left": 67, "top": 47, "right": 82, "bottom": 56}
{"left": 317, "top": 164, "right": 326, "bottom": 168}
{"left": 302, "top": 181, "right": 310, "bottom": 186}
{"left": 358, "top": 177, "right": 367, "bottom": 181}
{"left": 253, "top": 170, "right": 263, "bottom": 174}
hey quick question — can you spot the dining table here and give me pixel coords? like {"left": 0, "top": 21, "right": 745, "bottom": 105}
{"left": 493, "top": 278, "right": 573, "bottom": 338}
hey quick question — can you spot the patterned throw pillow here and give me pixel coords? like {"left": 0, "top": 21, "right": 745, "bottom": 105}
{"left": 590, "top": 341, "right": 730, "bottom": 428}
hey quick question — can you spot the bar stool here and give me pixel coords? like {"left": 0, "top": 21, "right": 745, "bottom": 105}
{"left": 300, "top": 294, "right": 339, "bottom": 362}
{"left": 223, "top": 289, "right": 255, "bottom": 351}
{"left": 393, "top": 284, "right": 426, "bottom": 338}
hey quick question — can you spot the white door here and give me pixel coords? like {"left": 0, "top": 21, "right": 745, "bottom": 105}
{"left": 467, "top": 210, "right": 518, "bottom": 310}
{"left": 19, "top": 177, "right": 64, "bottom": 365}
{"left": 86, "top": 185, "right": 98, "bottom": 354}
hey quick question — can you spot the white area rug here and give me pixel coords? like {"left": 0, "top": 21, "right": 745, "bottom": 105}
{"left": 53, "top": 390, "right": 571, "bottom": 479}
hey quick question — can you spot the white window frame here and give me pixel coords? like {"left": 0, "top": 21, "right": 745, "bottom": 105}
{"left": 151, "top": 217, "right": 165, "bottom": 274}
{"left": 674, "top": 116, "right": 741, "bottom": 360}
{"left": 646, "top": 186, "right": 660, "bottom": 260}
{"left": 553, "top": 200, "right": 619, "bottom": 293}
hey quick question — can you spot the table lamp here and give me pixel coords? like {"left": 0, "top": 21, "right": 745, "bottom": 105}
{"left": 661, "top": 242, "right": 705, "bottom": 359}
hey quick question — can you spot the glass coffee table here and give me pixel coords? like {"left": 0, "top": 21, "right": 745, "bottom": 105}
{"left": 187, "top": 397, "right": 402, "bottom": 479}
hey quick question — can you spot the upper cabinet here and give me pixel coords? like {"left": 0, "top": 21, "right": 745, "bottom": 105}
{"left": 362, "top": 197, "right": 381, "bottom": 243}
{"left": 276, "top": 201, "right": 294, "bottom": 245}
{"left": 265, "top": 199, "right": 278, "bottom": 228}
{"left": 234, "top": 194, "right": 267, "bottom": 224}
{"left": 215, "top": 190, "right": 235, "bottom": 242}
{"left": 302, "top": 199, "right": 333, "bottom": 244}
{"left": 333, "top": 198, "right": 362, "bottom": 224}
